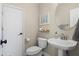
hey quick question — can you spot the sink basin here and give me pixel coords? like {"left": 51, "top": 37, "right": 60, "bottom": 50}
{"left": 48, "top": 38, "right": 77, "bottom": 56}
{"left": 48, "top": 38, "right": 77, "bottom": 50}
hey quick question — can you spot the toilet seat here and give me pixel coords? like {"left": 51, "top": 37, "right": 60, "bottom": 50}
{"left": 26, "top": 46, "right": 42, "bottom": 55}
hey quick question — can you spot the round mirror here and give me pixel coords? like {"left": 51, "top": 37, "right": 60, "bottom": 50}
{"left": 55, "top": 4, "right": 70, "bottom": 31}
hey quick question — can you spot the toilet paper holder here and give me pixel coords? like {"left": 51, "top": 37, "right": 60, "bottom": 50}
{"left": 25, "top": 38, "right": 30, "bottom": 42}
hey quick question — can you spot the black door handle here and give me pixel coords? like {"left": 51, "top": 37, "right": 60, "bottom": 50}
{"left": 18, "top": 33, "right": 23, "bottom": 35}
{"left": 0, "top": 40, "right": 7, "bottom": 45}
{"left": 3, "top": 40, "right": 7, "bottom": 44}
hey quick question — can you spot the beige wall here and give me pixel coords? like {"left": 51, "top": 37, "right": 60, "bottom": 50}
{"left": 38, "top": 3, "right": 58, "bottom": 56}
{"left": 38, "top": 3, "right": 79, "bottom": 56}
{"left": 38, "top": 3, "right": 58, "bottom": 38}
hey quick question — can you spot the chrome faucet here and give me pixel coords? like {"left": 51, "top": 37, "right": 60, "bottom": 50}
{"left": 60, "top": 33, "right": 67, "bottom": 40}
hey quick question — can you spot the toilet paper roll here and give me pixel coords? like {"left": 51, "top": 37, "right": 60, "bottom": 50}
{"left": 26, "top": 38, "right": 30, "bottom": 42}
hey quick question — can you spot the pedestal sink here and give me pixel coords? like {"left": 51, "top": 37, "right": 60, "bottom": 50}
{"left": 48, "top": 38, "right": 77, "bottom": 56}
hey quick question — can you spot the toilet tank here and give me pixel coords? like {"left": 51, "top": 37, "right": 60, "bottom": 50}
{"left": 38, "top": 37, "right": 47, "bottom": 48}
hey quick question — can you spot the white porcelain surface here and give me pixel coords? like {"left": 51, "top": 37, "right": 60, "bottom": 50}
{"left": 26, "top": 38, "right": 47, "bottom": 56}
{"left": 26, "top": 46, "right": 42, "bottom": 55}
{"left": 38, "top": 37, "right": 47, "bottom": 48}
{"left": 48, "top": 38, "right": 77, "bottom": 50}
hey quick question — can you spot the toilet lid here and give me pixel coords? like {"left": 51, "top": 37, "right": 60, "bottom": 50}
{"left": 26, "top": 46, "right": 42, "bottom": 55}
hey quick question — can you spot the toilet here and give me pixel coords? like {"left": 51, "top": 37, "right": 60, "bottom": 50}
{"left": 26, "top": 37, "right": 47, "bottom": 56}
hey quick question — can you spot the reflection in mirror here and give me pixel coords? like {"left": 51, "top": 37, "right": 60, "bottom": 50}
{"left": 58, "top": 24, "right": 69, "bottom": 30}
{"left": 70, "top": 8, "right": 79, "bottom": 28}
{"left": 55, "top": 4, "right": 79, "bottom": 30}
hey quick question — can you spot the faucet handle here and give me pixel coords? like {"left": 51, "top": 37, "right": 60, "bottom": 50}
{"left": 60, "top": 33, "right": 65, "bottom": 40}
{"left": 65, "top": 36, "right": 67, "bottom": 40}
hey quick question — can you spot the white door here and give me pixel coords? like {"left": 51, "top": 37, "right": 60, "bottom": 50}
{"left": 2, "top": 6, "right": 23, "bottom": 56}
{"left": 0, "top": 4, "right": 2, "bottom": 56}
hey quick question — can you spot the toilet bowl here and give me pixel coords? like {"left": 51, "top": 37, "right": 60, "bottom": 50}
{"left": 26, "top": 37, "right": 47, "bottom": 56}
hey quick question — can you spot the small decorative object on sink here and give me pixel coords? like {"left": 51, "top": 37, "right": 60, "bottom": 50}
{"left": 54, "top": 31, "right": 59, "bottom": 38}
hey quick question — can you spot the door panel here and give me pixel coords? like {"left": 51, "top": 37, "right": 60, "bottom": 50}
{"left": 0, "top": 4, "right": 2, "bottom": 56}
{"left": 3, "top": 6, "right": 23, "bottom": 56}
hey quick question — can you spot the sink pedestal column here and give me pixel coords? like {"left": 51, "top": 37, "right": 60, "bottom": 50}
{"left": 58, "top": 49, "right": 65, "bottom": 56}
